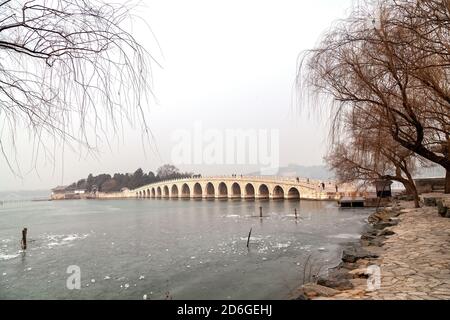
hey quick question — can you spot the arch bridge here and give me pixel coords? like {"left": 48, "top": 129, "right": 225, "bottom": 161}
{"left": 131, "top": 176, "right": 336, "bottom": 201}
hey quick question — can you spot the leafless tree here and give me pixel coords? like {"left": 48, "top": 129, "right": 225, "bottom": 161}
{"left": 299, "top": 0, "right": 450, "bottom": 193}
{"left": 0, "top": 0, "right": 156, "bottom": 176}
{"left": 326, "top": 110, "right": 421, "bottom": 207}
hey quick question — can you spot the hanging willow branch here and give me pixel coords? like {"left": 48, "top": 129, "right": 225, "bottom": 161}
{"left": 0, "top": 0, "right": 158, "bottom": 175}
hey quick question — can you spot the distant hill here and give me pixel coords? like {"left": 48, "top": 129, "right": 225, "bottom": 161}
{"left": 249, "top": 164, "right": 334, "bottom": 180}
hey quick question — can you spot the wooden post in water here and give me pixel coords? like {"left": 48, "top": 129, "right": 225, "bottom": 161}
{"left": 21, "top": 228, "right": 27, "bottom": 250}
{"left": 259, "top": 207, "right": 263, "bottom": 218}
{"left": 247, "top": 228, "right": 253, "bottom": 249}
{"left": 295, "top": 208, "right": 298, "bottom": 220}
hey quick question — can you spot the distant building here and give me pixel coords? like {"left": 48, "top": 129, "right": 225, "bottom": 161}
{"left": 414, "top": 178, "right": 446, "bottom": 194}
{"left": 51, "top": 186, "right": 68, "bottom": 200}
{"left": 51, "top": 186, "right": 86, "bottom": 200}
{"left": 51, "top": 186, "right": 67, "bottom": 194}
{"left": 374, "top": 180, "right": 393, "bottom": 198}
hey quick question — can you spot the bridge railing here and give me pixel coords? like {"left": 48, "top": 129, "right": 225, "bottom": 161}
{"left": 132, "top": 175, "right": 336, "bottom": 192}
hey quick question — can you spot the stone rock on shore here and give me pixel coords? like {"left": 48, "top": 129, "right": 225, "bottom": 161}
{"left": 327, "top": 266, "right": 355, "bottom": 279}
{"left": 295, "top": 203, "right": 450, "bottom": 300}
{"left": 373, "top": 221, "right": 398, "bottom": 230}
{"left": 364, "top": 238, "right": 385, "bottom": 247}
{"left": 342, "top": 247, "right": 379, "bottom": 263}
{"left": 437, "top": 200, "right": 449, "bottom": 218}
{"left": 361, "top": 232, "right": 377, "bottom": 241}
{"left": 368, "top": 209, "right": 402, "bottom": 224}
{"left": 292, "top": 206, "right": 403, "bottom": 300}
{"left": 396, "top": 195, "right": 415, "bottom": 202}
{"left": 302, "top": 284, "right": 340, "bottom": 298}
{"left": 423, "top": 197, "right": 437, "bottom": 207}
{"left": 348, "top": 268, "right": 370, "bottom": 278}
{"left": 317, "top": 277, "right": 354, "bottom": 291}
{"left": 293, "top": 289, "right": 309, "bottom": 300}
{"left": 378, "top": 229, "right": 395, "bottom": 236}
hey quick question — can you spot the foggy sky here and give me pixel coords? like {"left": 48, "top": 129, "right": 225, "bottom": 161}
{"left": 0, "top": 0, "right": 354, "bottom": 191}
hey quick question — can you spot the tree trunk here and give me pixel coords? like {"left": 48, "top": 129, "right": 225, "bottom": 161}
{"left": 402, "top": 169, "right": 420, "bottom": 208}
{"left": 410, "top": 184, "right": 420, "bottom": 209}
{"left": 404, "top": 181, "right": 420, "bottom": 208}
{"left": 395, "top": 163, "right": 420, "bottom": 208}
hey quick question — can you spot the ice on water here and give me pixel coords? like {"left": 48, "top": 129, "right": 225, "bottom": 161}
{"left": 328, "top": 233, "right": 361, "bottom": 240}
{"left": 45, "top": 233, "right": 89, "bottom": 248}
{"left": 0, "top": 253, "right": 20, "bottom": 261}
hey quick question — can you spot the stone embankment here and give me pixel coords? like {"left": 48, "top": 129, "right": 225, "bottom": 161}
{"left": 294, "top": 195, "right": 450, "bottom": 300}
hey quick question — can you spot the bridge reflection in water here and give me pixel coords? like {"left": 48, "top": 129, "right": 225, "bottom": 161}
{"left": 132, "top": 176, "right": 338, "bottom": 201}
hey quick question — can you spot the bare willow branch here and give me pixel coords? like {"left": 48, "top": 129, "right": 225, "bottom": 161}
{"left": 299, "top": 0, "right": 450, "bottom": 193}
{"left": 0, "top": 0, "right": 157, "bottom": 177}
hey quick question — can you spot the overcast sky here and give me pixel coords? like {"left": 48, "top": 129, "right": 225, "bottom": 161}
{"left": 0, "top": 0, "right": 354, "bottom": 191}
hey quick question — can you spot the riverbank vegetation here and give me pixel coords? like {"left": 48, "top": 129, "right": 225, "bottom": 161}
{"left": 66, "top": 164, "right": 194, "bottom": 193}
{"left": 299, "top": 0, "right": 450, "bottom": 206}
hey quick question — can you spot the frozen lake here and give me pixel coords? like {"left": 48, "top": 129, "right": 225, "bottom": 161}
{"left": 0, "top": 197, "right": 371, "bottom": 299}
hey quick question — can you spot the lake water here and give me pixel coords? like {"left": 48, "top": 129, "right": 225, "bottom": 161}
{"left": 0, "top": 196, "right": 371, "bottom": 300}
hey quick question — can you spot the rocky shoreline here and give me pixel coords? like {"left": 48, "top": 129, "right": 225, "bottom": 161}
{"left": 294, "top": 197, "right": 450, "bottom": 300}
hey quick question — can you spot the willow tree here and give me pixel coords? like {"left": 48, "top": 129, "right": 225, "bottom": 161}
{"left": 326, "top": 108, "right": 421, "bottom": 207}
{"left": 299, "top": 0, "right": 450, "bottom": 193}
{"left": 0, "top": 0, "right": 155, "bottom": 175}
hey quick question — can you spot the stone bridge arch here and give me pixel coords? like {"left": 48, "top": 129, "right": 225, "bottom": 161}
{"left": 193, "top": 183, "right": 202, "bottom": 199}
{"left": 181, "top": 184, "right": 190, "bottom": 199}
{"left": 218, "top": 182, "right": 228, "bottom": 199}
{"left": 171, "top": 185, "right": 179, "bottom": 198}
{"left": 258, "top": 184, "right": 269, "bottom": 199}
{"left": 272, "top": 185, "right": 285, "bottom": 200}
{"left": 230, "top": 183, "right": 241, "bottom": 199}
{"left": 205, "top": 183, "right": 215, "bottom": 199}
{"left": 244, "top": 183, "right": 255, "bottom": 199}
{"left": 163, "top": 186, "right": 170, "bottom": 198}
{"left": 287, "top": 187, "right": 300, "bottom": 200}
